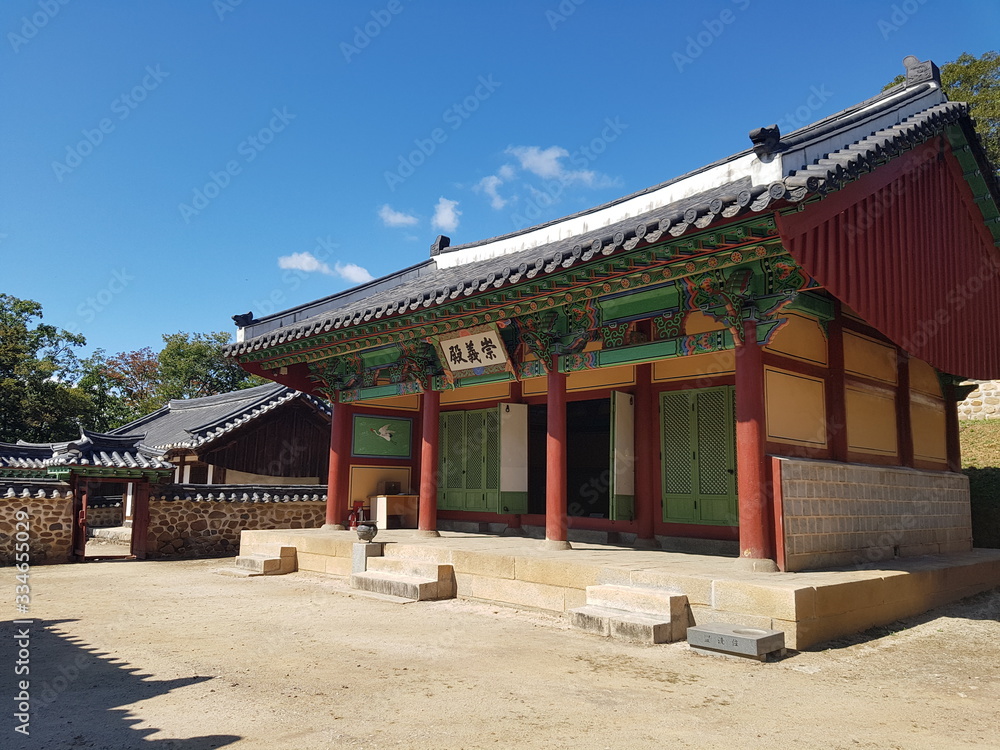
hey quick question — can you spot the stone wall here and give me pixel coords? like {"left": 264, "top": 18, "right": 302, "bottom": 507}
{"left": 87, "top": 505, "right": 124, "bottom": 528}
{"left": 0, "top": 485, "right": 75, "bottom": 565}
{"left": 777, "top": 458, "right": 972, "bottom": 572}
{"left": 145, "top": 499, "right": 326, "bottom": 558}
{"left": 958, "top": 380, "right": 1000, "bottom": 420}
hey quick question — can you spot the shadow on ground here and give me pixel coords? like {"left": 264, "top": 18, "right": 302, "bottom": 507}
{"left": 1, "top": 618, "right": 239, "bottom": 749}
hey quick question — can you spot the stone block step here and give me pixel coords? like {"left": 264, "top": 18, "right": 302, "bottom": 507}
{"left": 569, "top": 605, "right": 615, "bottom": 637}
{"left": 569, "top": 604, "right": 685, "bottom": 644}
{"left": 233, "top": 546, "right": 296, "bottom": 576}
{"left": 585, "top": 583, "right": 685, "bottom": 618}
{"left": 366, "top": 557, "right": 450, "bottom": 579}
{"left": 365, "top": 558, "right": 455, "bottom": 597}
{"left": 350, "top": 571, "right": 444, "bottom": 601}
{"left": 610, "top": 611, "right": 677, "bottom": 644}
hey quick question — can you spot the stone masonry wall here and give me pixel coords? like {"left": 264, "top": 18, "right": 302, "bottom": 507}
{"left": 87, "top": 505, "right": 124, "bottom": 528}
{"left": 778, "top": 458, "right": 972, "bottom": 572}
{"left": 0, "top": 491, "right": 75, "bottom": 566}
{"left": 145, "top": 499, "right": 326, "bottom": 559}
{"left": 958, "top": 380, "right": 1000, "bottom": 420}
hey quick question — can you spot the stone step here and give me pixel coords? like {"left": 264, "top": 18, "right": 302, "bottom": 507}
{"left": 568, "top": 604, "right": 680, "bottom": 644}
{"left": 350, "top": 571, "right": 443, "bottom": 601}
{"left": 232, "top": 546, "right": 297, "bottom": 576}
{"left": 365, "top": 558, "right": 456, "bottom": 598}
{"left": 585, "top": 583, "right": 685, "bottom": 618}
{"left": 610, "top": 611, "right": 678, "bottom": 644}
{"left": 569, "top": 604, "right": 617, "bottom": 637}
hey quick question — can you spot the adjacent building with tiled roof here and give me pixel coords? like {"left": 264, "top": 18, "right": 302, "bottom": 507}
{"left": 111, "top": 382, "right": 331, "bottom": 484}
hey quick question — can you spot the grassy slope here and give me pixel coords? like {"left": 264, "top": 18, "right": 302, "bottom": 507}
{"left": 960, "top": 419, "right": 1000, "bottom": 548}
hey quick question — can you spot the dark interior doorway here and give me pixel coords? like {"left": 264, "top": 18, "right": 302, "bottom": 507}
{"left": 527, "top": 398, "right": 612, "bottom": 518}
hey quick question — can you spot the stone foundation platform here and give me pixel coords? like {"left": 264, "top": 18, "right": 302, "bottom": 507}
{"left": 238, "top": 528, "right": 1000, "bottom": 650}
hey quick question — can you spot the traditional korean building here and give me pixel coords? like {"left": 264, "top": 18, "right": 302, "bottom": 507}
{"left": 226, "top": 58, "right": 1000, "bottom": 572}
{"left": 0, "top": 384, "right": 331, "bottom": 563}
{"left": 111, "top": 381, "right": 332, "bottom": 485}
{"left": 0, "top": 430, "right": 174, "bottom": 559}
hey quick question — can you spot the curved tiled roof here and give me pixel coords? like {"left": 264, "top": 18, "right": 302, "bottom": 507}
{"left": 228, "top": 79, "right": 974, "bottom": 359}
{"left": 0, "top": 443, "right": 51, "bottom": 471}
{"left": 111, "top": 382, "right": 331, "bottom": 450}
{"left": 1, "top": 479, "right": 74, "bottom": 499}
{"left": 0, "top": 430, "right": 173, "bottom": 473}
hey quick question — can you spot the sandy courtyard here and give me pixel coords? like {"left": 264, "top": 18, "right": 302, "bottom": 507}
{"left": 2, "top": 557, "right": 999, "bottom": 749}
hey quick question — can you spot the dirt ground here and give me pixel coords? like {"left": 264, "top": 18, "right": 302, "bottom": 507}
{"left": 3, "top": 558, "right": 998, "bottom": 750}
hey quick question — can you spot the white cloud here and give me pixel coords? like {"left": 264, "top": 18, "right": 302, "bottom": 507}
{"left": 432, "top": 196, "right": 461, "bottom": 232}
{"left": 335, "top": 262, "right": 375, "bottom": 284}
{"left": 378, "top": 204, "right": 418, "bottom": 227}
{"left": 278, "top": 251, "right": 373, "bottom": 285}
{"left": 474, "top": 175, "right": 507, "bottom": 210}
{"left": 505, "top": 145, "right": 596, "bottom": 185}
{"left": 278, "top": 251, "right": 334, "bottom": 275}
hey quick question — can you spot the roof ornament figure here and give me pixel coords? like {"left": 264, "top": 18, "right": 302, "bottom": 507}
{"left": 749, "top": 124, "right": 781, "bottom": 160}
{"left": 903, "top": 55, "right": 941, "bottom": 87}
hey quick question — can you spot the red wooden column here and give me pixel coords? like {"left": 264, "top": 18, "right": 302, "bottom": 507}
{"left": 324, "top": 398, "right": 352, "bottom": 529}
{"left": 634, "top": 363, "right": 658, "bottom": 548}
{"left": 734, "top": 319, "right": 777, "bottom": 571}
{"left": 896, "top": 350, "right": 914, "bottom": 468}
{"left": 130, "top": 481, "right": 150, "bottom": 560}
{"left": 545, "top": 362, "right": 570, "bottom": 549}
{"left": 826, "top": 305, "right": 849, "bottom": 462}
{"left": 417, "top": 388, "right": 441, "bottom": 536}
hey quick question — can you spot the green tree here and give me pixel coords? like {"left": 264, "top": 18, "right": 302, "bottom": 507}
{"left": 0, "top": 293, "right": 93, "bottom": 443}
{"left": 157, "top": 331, "right": 266, "bottom": 401}
{"left": 887, "top": 51, "right": 999, "bottom": 173}
{"left": 77, "top": 347, "right": 162, "bottom": 430}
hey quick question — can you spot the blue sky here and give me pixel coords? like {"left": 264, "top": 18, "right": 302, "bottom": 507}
{"left": 2, "top": 0, "right": 997, "bottom": 358}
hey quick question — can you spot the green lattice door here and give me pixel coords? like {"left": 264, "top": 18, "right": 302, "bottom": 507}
{"left": 660, "top": 386, "right": 737, "bottom": 526}
{"left": 438, "top": 407, "right": 502, "bottom": 512}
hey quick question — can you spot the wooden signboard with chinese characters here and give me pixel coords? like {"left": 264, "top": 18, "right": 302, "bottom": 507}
{"left": 431, "top": 324, "right": 513, "bottom": 382}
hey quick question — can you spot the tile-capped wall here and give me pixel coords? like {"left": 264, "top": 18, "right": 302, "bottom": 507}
{"left": 778, "top": 458, "right": 972, "bottom": 572}
{"left": 145, "top": 499, "right": 326, "bottom": 558}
